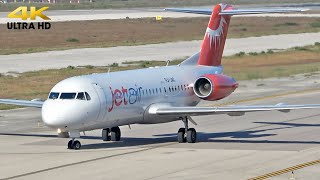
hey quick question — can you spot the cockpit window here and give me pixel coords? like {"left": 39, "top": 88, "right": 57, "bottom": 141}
{"left": 49, "top": 92, "right": 59, "bottom": 99}
{"left": 85, "top": 92, "right": 91, "bottom": 101}
{"left": 60, "top": 93, "right": 76, "bottom": 99}
{"left": 76, "top": 92, "right": 86, "bottom": 100}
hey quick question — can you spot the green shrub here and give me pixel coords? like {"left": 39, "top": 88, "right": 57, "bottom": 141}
{"left": 267, "top": 49, "right": 274, "bottom": 54}
{"left": 294, "top": 46, "right": 308, "bottom": 51}
{"left": 85, "top": 65, "right": 94, "bottom": 69}
{"left": 310, "top": 22, "right": 320, "bottom": 28}
{"left": 66, "top": 38, "right": 80, "bottom": 43}
{"left": 235, "top": 51, "right": 245, "bottom": 57}
{"left": 248, "top": 52, "right": 258, "bottom": 56}
{"left": 67, "top": 65, "right": 75, "bottom": 69}
{"left": 275, "top": 22, "right": 298, "bottom": 27}
{"left": 110, "top": 63, "right": 119, "bottom": 67}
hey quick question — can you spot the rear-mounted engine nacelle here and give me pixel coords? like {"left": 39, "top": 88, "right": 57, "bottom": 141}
{"left": 193, "top": 74, "right": 238, "bottom": 101}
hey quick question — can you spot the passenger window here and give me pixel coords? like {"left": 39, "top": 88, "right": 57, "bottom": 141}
{"left": 164, "top": 87, "right": 166, "bottom": 93}
{"left": 85, "top": 92, "right": 91, "bottom": 101}
{"left": 60, "top": 93, "right": 76, "bottom": 99}
{"left": 152, "top": 89, "right": 155, "bottom": 94}
{"left": 159, "top": 88, "right": 162, "bottom": 93}
{"left": 76, "top": 92, "right": 86, "bottom": 100}
{"left": 49, "top": 92, "right": 59, "bottom": 99}
{"left": 149, "top": 89, "right": 151, "bottom": 94}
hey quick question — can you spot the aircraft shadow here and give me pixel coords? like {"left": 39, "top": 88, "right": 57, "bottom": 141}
{"left": 81, "top": 136, "right": 177, "bottom": 150}
{"left": 153, "top": 125, "right": 320, "bottom": 145}
{"left": 0, "top": 132, "right": 176, "bottom": 149}
{"left": 1, "top": 122, "right": 320, "bottom": 150}
{"left": 0, "top": 133, "right": 57, "bottom": 138}
{"left": 254, "top": 122, "right": 320, "bottom": 127}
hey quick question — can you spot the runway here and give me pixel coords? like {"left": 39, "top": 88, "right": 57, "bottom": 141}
{"left": 1, "top": 32, "right": 320, "bottom": 74}
{"left": 0, "top": 74, "right": 319, "bottom": 180}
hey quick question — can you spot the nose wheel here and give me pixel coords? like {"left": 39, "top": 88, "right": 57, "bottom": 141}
{"left": 177, "top": 117, "right": 197, "bottom": 143}
{"left": 67, "top": 139, "right": 81, "bottom": 150}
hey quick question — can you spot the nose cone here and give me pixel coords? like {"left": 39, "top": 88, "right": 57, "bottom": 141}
{"left": 42, "top": 100, "right": 88, "bottom": 129}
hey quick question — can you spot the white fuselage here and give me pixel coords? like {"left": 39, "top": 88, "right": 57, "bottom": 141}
{"left": 41, "top": 65, "right": 223, "bottom": 132}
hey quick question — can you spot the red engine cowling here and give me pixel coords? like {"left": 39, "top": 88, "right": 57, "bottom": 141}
{"left": 193, "top": 74, "right": 238, "bottom": 101}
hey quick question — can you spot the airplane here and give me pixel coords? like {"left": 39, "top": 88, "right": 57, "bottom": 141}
{"left": 1, "top": 3, "right": 320, "bottom": 150}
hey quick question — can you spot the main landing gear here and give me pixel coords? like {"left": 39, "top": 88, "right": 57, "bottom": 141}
{"left": 177, "top": 117, "right": 197, "bottom": 143}
{"left": 68, "top": 138, "right": 81, "bottom": 150}
{"left": 102, "top": 127, "right": 121, "bottom": 141}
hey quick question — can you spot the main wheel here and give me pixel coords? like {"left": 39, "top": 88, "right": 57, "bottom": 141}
{"left": 72, "top": 140, "right": 81, "bottom": 150}
{"left": 177, "top": 128, "right": 186, "bottom": 143}
{"left": 102, "top": 128, "right": 111, "bottom": 141}
{"left": 111, "top": 127, "right": 121, "bottom": 141}
{"left": 67, "top": 140, "right": 73, "bottom": 149}
{"left": 186, "top": 128, "right": 197, "bottom": 143}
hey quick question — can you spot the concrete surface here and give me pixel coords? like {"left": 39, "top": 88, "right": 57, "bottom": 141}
{"left": 0, "top": 73, "right": 320, "bottom": 180}
{"left": 1, "top": 32, "right": 320, "bottom": 74}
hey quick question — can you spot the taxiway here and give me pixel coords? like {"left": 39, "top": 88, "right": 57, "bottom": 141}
{"left": 0, "top": 73, "right": 319, "bottom": 180}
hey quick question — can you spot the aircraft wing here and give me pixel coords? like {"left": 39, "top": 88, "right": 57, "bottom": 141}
{"left": 151, "top": 104, "right": 320, "bottom": 116}
{"left": 165, "top": 8, "right": 308, "bottom": 15}
{"left": 0, "top": 99, "right": 44, "bottom": 108}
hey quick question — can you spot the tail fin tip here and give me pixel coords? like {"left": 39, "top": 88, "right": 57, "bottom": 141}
{"left": 198, "top": 3, "right": 233, "bottom": 66}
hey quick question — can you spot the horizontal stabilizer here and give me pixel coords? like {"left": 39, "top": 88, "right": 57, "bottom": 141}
{"left": 220, "top": 8, "right": 309, "bottom": 15}
{"left": 165, "top": 8, "right": 308, "bottom": 16}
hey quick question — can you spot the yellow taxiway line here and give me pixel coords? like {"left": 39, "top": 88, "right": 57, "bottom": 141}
{"left": 249, "top": 159, "right": 320, "bottom": 180}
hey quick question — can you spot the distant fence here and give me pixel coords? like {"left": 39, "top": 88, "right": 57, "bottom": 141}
{"left": 1, "top": 0, "right": 93, "bottom": 3}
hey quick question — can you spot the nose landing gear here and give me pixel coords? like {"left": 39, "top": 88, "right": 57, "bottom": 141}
{"left": 67, "top": 131, "right": 81, "bottom": 150}
{"left": 177, "top": 117, "right": 197, "bottom": 143}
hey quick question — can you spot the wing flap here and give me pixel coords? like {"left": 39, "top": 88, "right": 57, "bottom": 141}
{"left": 0, "top": 99, "right": 43, "bottom": 108}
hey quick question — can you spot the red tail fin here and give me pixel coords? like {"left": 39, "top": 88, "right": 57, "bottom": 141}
{"left": 198, "top": 4, "right": 233, "bottom": 66}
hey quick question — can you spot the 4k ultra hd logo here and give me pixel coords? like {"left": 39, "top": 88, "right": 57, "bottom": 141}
{"left": 7, "top": 6, "right": 51, "bottom": 30}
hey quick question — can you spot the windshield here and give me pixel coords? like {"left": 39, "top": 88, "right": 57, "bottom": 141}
{"left": 85, "top": 92, "right": 91, "bottom": 101}
{"left": 76, "top": 92, "right": 86, "bottom": 100}
{"left": 49, "top": 92, "right": 91, "bottom": 100}
{"left": 60, "top": 93, "right": 77, "bottom": 99}
{"left": 49, "top": 92, "right": 60, "bottom": 99}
